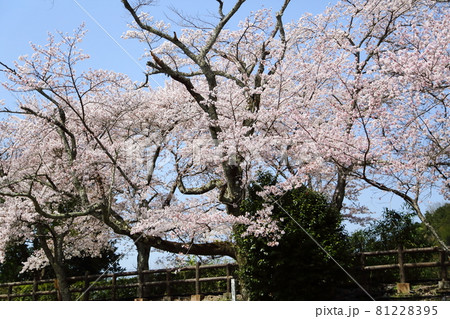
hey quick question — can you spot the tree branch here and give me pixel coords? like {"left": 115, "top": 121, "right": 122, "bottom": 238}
{"left": 177, "top": 176, "right": 224, "bottom": 195}
{"left": 121, "top": 0, "right": 199, "bottom": 63}
{"left": 198, "top": 0, "right": 246, "bottom": 61}
{"left": 144, "top": 236, "right": 236, "bottom": 258}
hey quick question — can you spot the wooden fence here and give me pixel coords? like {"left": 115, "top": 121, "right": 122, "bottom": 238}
{"left": 0, "top": 262, "right": 238, "bottom": 301}
{"left": 1, "top": 246, "right": 449, "bottom": 301}
{"left": 359, "top": 245, "right": 449, "bottom": 285}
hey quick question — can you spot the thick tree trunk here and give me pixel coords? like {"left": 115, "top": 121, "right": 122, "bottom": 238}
{"left": 135, "top": 241, "right": 152, "bottom": 299}
{"left": 234, "top": 244, "right": 250, "bottom": 301}
{"left": 52, "top": 263, "right": 72, "bottom": 301}
{"left": 331, "top": 168, "right": 347, "bottom": 212}
{"left": 37, "top": 227, "right": 72, "bottom": 301}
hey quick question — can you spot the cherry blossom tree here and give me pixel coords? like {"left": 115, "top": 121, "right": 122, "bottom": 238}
{"left": 120, "top": 0, "right": 302, "bottom": 249}
{"left": 283, "top": 0, "right": 449, "bottom": 250}
{"left": 0, "top": 27, "right": 132, "bottom": 299}
{"left": 121, "top": 0, "right": 448, "bottom": 251}
{"left": 1, "top": 1, "right": 448, "bottom": 302}
{"left": 0, "top": 25, "right": 242, "bottom": 299}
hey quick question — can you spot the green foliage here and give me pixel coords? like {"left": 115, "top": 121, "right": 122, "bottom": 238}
{"left": 0, "top": 242, "right": 124, "bottom": 283}
{"left": 235, "top": 172, "right": 351, "bottom": 300}
{"left": 72, "top": 277, "right": 137, "bottom": 301}
{"left": 152, "top": 258, "right": 238, "bottom": 297}
{"left": 349, "top": 208, "right": 437, "bottom": 284}
{"left": 0, "top": 277, "right": 138, "bottom": 301}
{"left": 0, "top": 282, "right": 58, "bottom": 301}
{"left": 0, "top": 243, "right": 34, "bottom": 283}
{"left": 349, "top": 208, "right": 429, "bottom": 253}
{"left": 63, "top": 245, "right": 125, "bottom": 277}
{"left": 425, "top": 203, "right": 450, "bottom": 246}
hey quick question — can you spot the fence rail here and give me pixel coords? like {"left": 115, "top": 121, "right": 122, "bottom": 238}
{"left": 0, "top": 262, "right": 238, "bottom": 301}
{"left": 1, "top": 246, "right": 449, "bottom": 301}
{"left": 359, "top": 245, "right": 449, "bottom": 284}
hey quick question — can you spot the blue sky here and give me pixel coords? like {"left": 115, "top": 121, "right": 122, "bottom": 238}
{"left": 1, "top": 1, "right": 446, "bottom": 270}
{"left": 0, "top": 0, "right": 334, "bottom": 92}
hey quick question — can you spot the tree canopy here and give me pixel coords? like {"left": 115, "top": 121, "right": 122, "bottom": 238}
{"left": 0, "top": 0, "right": 448, "bottom": 300}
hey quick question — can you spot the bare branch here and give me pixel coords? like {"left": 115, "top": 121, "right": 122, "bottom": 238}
{"left": 216, "top": 0, "right": 225, "bottom": 18}
{"left": 121, "top": 0, "right": 199, "bottom": 63}
{"left": 198, "top": 0, "right": 246, "bottom": 60}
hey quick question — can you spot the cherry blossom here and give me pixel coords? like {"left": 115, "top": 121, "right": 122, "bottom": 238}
{"left": 0, "top": 2, "right": 448, "bottom": 300}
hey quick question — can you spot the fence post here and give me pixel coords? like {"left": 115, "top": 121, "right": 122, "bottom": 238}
{"left": 195, "top": 262, "right": 200, "bottom": 295}
{"left": 438, "top": 249, "right": 450, "bottom": 290}
{"left": 190, "top": 262, "right": 203, "bottom": 301}
{"left": 111, "top": 273, "right": 117, "bottom": 301}
{"left": 83, "top": 271, "right": 90, "bottom": 301}
{"left": 440, "top": 250, "right": 448, "bottom": 281}
{"left": 32, "top": 273, "right": 38, "bottom": 301}
{"left": 398, "top": 245, "right": 406, "bottom": 283}
{"left": 226, "top": 264, "right": 231, "bottom": 294}
{"left": 396, "top": 244, "right": 410, "bottom": 294}
{"left": 7, "top": 285, "right": 12, "bottom": 301}
{"left": 165, "top": 270, "right": 171, "bottom": 297}
{"left": 231, "top": 278, "right": 236, "bottom": 301}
